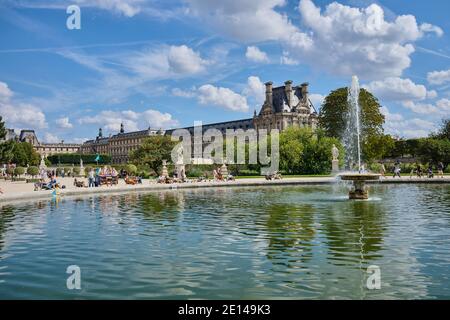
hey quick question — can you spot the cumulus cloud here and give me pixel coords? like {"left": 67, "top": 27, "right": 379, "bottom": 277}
{"left": 419, "top": 23, "right": 444, "bottom": 37}
{"left": 243, "top": 76, "right": 266, "bottom": 106}
{"left": 245, "top": 46, "right": 269, "bottom": 63}
{"left": 197, "top": 84, "right": 249, "bottom": 112}
{"left": 402, "top": 98, "right": 450, "bottom": 116}
{"left": 186, "top": 0, "right": 298, "bottom": 42}
{"left": 78, "top": 108, "right": 179, "bottom": 132}
{"left": 43, "top": 132, "right": 60, "bottom": 143}
{"left": 381, "top": 106, "right": 435, "bottom": 138}
{"left": 364, "top": 77, "right": 433, "bottom": 101}
{"left": 0, "top": 81, "right": 47, "bottom": 129}
{"left": 186, "top": 0, "right": 442, "bottom": 80}
{"left": 126, "top": 45, "right": 209, "bottom": 79}
{"left": 427, "top": 69, "right": 450, "bottom": 85}
{"left": 280, "top": 51, "right": 299, "bottom": 65}
{"left": 55, "top": 117, "right": 73, "bottom": 129}
{"left": 291, "top": 0, "right": 443, "bottom": 79}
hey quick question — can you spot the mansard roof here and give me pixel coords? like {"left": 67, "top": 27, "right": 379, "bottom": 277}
{"left": 271, "top": 85, "right": 306, "bottom": 113}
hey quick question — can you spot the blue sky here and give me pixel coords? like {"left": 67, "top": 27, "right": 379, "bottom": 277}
{"left": 0, "top": 0, "right": 449, "bottom": 143}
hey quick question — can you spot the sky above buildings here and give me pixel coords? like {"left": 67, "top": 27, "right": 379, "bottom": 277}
{"left": 0, "top": 0, "right": 449, "bottom": 143}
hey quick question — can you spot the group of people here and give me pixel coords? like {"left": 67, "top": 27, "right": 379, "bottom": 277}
{"left": 87, "top": 166, "right": 119, "bottom": 187}
{"left": 386, "top": 161, "right": 445, "bottom": 178}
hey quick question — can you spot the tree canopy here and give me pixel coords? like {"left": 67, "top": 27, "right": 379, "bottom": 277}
{"left": 130, "top": 135, "right": 177, "bottom": 175}
{"left": 319, "top": 87, "right": 387, "bottom": 164}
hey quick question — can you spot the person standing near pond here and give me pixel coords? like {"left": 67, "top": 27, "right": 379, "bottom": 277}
{"left": 379, "top": 162, "right": 386, "bottom": 178}
{"left": 393, "top": 161, "right": 401, "bottom": 178}
{"left": 437, "top": 162, "right": 444, "bottom": 178}
{"left": 88, "top": 168, "right": 95, "bottom": 187}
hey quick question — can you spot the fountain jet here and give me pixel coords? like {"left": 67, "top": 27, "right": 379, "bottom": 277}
{"left": 339, "top": 76, "right": 380, "bottom": 199}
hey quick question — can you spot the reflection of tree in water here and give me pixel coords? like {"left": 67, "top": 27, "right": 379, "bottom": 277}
{"left": 265, "top": 203, "right": 316, "bottom": 266}
{"left": 0, "top": 205, "right": 15, "bottom": 253}
{"left": 322, "top": 201, "right": 386, "bottom": 267}
{"left": 136, "top": 191, "right": 185, "bottom": 222}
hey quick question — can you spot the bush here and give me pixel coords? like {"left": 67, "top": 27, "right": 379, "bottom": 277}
{"left": 72, "top": 167, "right": 81, "bottom": 175}
{"left": 125, "top": 164, "right": 137, "bottom": 175}
{"left": 14, "top": 166, "right": 25, "bottom": 177}
{"left": 46, "top": 153, "right": 111, "bottom": 165}
{"left": 27, "top": 166, "right": 39, "bottom": 177}
{"left": 6, "top": 167, "right": 14, "bottom": 176}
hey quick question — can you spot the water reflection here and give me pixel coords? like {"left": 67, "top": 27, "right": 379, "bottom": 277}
{"left": 0, "top": 184, "right": 449, "bottom": 299}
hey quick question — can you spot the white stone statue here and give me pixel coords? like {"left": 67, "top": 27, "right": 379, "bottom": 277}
{"left": 39, "top": 154, "right": 47, "bottom": 169}
{"left": 332, "top": 144, "right": 339, "bottom": 161}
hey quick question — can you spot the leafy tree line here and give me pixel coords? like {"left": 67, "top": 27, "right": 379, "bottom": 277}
{"left": 129, "top": 128, "right": 343, "bottom": 175}
{"left": 46, "top": 153, "right": 111, "bottom": 164}
{"left": 385, "top": 119, "right": 450, "bottom": 168}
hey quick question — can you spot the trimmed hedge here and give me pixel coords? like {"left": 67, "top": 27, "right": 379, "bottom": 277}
{"left": 47, "top": 153, "right": 111, "bottom": 165}
{"left": 27, "top": 166, "right": 39, "bottom": 177}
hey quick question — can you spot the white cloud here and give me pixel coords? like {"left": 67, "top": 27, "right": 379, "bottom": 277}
{"left": 427, "top": 90, "right": 438, "bottom": 99}
{"left": 0, "top": 81, "right": 47, "bottom": 129}
{"left": 78, "top": 108, "right": 179, "bottom": 132}
{"left": 427, "top": 69, "right": 450, "bottom": 85}
{"left": 291, "top": 0, "right": 442, "bottom": 79}
{"left": 364, "top": 77, "right": 431, "bottom": 101}
{"left": 402, "top": 98, "right": 450, "bottom": 116}
{"left": 280, "top": 51, "right": 299, "bottom": 65}
{"left": 55, "top": 117, "right": 73, "bottom": 129}
{"left": 171, "top": 87, "right": 196, "bottom": 98}
{"left": 74, "top": 0, "right": 144, "bottom": 17}
{"left": 43, "top": 132, "right": 60, "bottom": 143}
{"left": 419, "top": 23, "right": 444, "bottom": 37}
{"left": 243, "top": 76, "right": 266, "bottom": 106}
{"left": 186, "top": 0, "right": 441, "bottom": 80}
{"left": 186, "top": 0, "right": 298, "bottom": 42}
{"left": 126, "top": 45, "right": 208, "bottom": 79}
{"left": 381, "top": 106, "right": 435, "bottom": 138}
{"left": 197, "top": 84, "right": 249, "bottom": 112}
{"left": 245, "top": 46, "right": 269, "bottom": 63}
{"left": 0, "top": 81, "right": 13, "bottom": 102}
{"left": 309, "top": 93, "right": 325, "bottom": 109}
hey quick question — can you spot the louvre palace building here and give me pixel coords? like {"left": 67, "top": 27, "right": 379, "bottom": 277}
{"left": 80, "top": 80, "right": 319, "bottom": 164}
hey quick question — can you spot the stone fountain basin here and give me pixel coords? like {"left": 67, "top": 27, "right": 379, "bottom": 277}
{"left": 339, "top": 173, "right": 381, "bottom": 181}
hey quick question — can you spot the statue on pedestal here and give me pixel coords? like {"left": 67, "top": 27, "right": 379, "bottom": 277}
{"left": 39, "top": 154, "right": 47, "bottom": 170}
{"left": 331, "top": 144, "right": 339, "bottom": 173}
{"left": 79, "top": 157, "right": 85, "bottom": 177}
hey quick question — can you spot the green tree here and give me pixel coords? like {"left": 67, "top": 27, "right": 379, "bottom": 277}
{"left": 130, "top": 135, "right": 177, "bottom": 174}
{"left": 319, "top": 87, "right": 385, "bottom": 163}
{"left": 279, "top": 127, "right": 344, "bottom": 174}
{"left": 11, "top": 142, "right": 39, "bottom": 166}
{"left": 27, "top": 166, "right": 39, "bottom": 177}
{"left": 432, "top": 118, "right": 450, "bottom": 140}
{"left": 125, "top": 164, "right": 137, "bottom": 175}
{"left": 418, "top": 138, "right": 450, "bottom": 167}
{"left": 0, "top": 116, "right": 7, "bottom": 140}
{"left": 14, "top": 166, "right": 25, "bottom": 177}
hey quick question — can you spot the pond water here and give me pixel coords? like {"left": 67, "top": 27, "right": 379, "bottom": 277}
{"left": 0, "top": 184, "right": 449, "bottom": 299}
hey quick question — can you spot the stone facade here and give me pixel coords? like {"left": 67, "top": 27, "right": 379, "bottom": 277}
{"left": 80, "top": 80, "right": 318, "bottom": 164}
{"left": 4, "top": 129, "right": 81, "bottom": 156}
{"left": 80, "top": 127, "right": 161, "bottom": 164}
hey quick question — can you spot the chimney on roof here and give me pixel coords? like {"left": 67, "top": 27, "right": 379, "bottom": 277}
{"left": 284, "top": 80, "right": 293, "bottom": 107}
{"left": 265, "top": 81, "right": 273, "bottom": 106}
{"left": 301, "top": 82, "right": 309, "bottom": 102}
{"left": 120, "top": 123, "right": 124, "bottom": 134}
